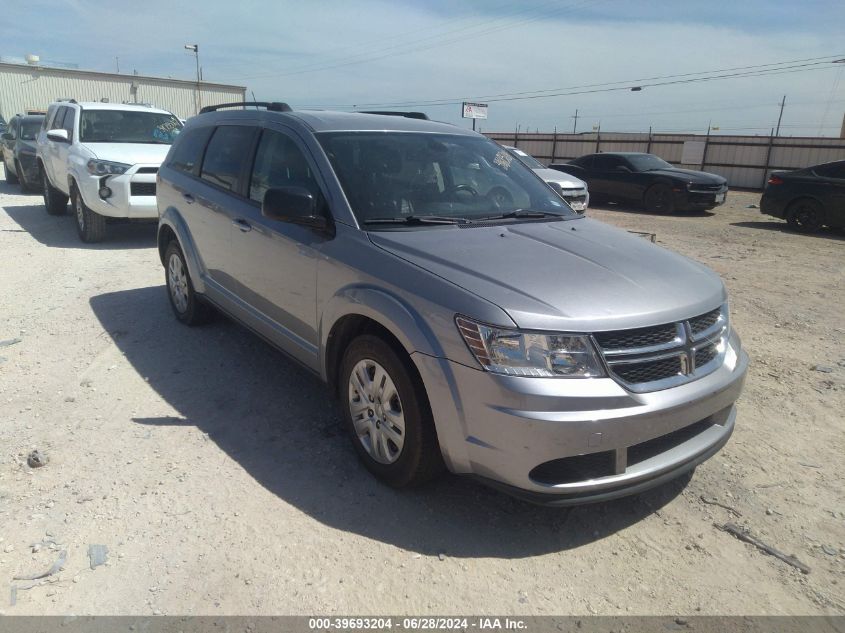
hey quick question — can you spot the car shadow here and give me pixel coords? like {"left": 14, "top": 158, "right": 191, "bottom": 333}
{"left": 730, "top": 220, "right": 845, "bottom": 241}
{"left": 89, "top": 286, "right": 691, "bottom": 559}
{"left": 2, "top": 205, "right": 157, "bottom": 249}
{"left": 0, "top": 179, "right": 40, "bottom": 196}
{"left": 590, "top": 201, "right": 715, "bottom": 218}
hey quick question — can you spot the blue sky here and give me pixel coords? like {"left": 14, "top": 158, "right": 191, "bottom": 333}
{"left": 2, "top": 0, "right": 844, "bottom": 135}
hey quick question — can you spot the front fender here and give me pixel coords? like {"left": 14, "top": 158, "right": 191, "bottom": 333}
{"left": 158, "top": 207, "right": 206, "bottom": 294}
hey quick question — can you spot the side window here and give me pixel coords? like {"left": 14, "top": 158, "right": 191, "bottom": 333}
{"left": 594, "top": 155, "right": 623, "bottom": 171}
{"left": 572, "top": 155, "right": 593, "bottom": 169}
{"left": 9, "top": 118, "right": 18, "bottom": 139}
{"left": 61, "top": 108, "right": 75, "bottom": 140}
{"left": 813, "top": 162, "right": 845, "bottom": 180}
{"left": 249, "top": 129, "right": 321, "bottom": 203}
{"left": 200, "top": 125, "right": 256, "bottom": 192}
{"left": 168, "top": 126, "right": 213, "bottom": 175}
{"left": 50, "top": 107, "right": 66, "bottom": 131}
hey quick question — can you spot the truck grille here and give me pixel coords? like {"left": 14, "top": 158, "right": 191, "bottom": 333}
{"left": 595, "top": 305, "right": 728, "bottom": 392}
{"left": 130, "top": 182, "right": 156, "bottom": 196}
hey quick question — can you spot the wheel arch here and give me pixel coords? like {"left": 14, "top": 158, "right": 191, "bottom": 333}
{"left": 157, "top": 207, "right": 206, "bottom": 294}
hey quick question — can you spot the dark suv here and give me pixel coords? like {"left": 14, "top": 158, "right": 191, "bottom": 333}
{"left": 1, "top": 113, "right": 45, "bottom": 190}
{"left": 155, "top": 103, "right": 746, "bottom": 504}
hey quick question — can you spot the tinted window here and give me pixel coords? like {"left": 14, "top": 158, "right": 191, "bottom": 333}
{"left": 168, "top": 126, "right": 213, "bottom": 175}
{"left": 50, "top": 107, "right": 67, "bottom": 131}
{"left": 626, "top": 154, "right": 673, "bottom": 171}
{"left": 20, "top": 119, "right": 43, "bottom": 141}
{"left": 249, "top": 130, "right": 320, "bottom": 203}
{"left": 571, "top": 155, "right": 593, "bottom": 169}
{"left": 813, "top": 162, "right": 845, "bottom": 180}
{"left": 200, "top": 125, "right": 256, "bottom": 192}
{"left": 593, "top": 155, "right": 626, "bottom": 171}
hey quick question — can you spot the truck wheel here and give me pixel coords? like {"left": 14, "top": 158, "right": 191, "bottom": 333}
{"left": 786, "top": 199, "right": 823, "bottom": 233}
{"left": 164, "top": 240, "right": 213, "bottom": 325}
{"left": 42, "top": 169, "right": 68, "bottom": 215}
{"left": 73, "top": 188, "right": 107, "bottom": 243}
{"left": 644, "top": 184, "right": 675, "bottom": 214}
{"left": 3, "top": 157, "right": 18, "bottom": 184}
{"left": 340, "top": 335, "right": 444, "bottom": 488}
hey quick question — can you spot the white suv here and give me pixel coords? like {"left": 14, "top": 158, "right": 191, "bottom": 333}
{"left": 36, "top": 100, "right": 182, "bottom": 242}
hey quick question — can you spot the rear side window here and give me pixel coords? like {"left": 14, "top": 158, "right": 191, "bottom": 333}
{"left": 200, "top": 125, "right": 256, "bottom": 192}
{"left": 168, "top": 126, "right": 213, "bottom": 175}
{"left": 594, "top": 155, "right": 625, "bottom": 170}
{"left": 249, "top": 130, "right": 320, "bottom": 203}
{"left": 813, "top": 162, "right": 845, "bottom": 180}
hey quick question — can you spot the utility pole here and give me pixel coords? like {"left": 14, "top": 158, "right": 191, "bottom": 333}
{"left": 572, "top": 108, "right": 579, "bottom": 133}
{"left": 775, "top": 95, "right": 786, "bottom": 137}
{"left": 185, "top": 44, "right": 201, "bottom": 115}
{"left": 115, "top": 57, "right": 120, "bottom": 73}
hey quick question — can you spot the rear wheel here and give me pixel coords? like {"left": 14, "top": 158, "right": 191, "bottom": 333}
{"left": 73, "top": 187, "right": 107, "bottom": 243}
{"left": 644, "top": 184, "right": 675, "bottom": 214}
{"left": 340, "top": 335, "right": 444, "bottom": 487}
{"left": 3, "top": 157, "right": 18, "bottom": 184}
{"left": 786, "top": 198, "right": 823, "bottom": 233}
{"left": 164, "top": 241, "right": 213, "bottom": 325}
{"left": 42, "top": 168, "right": 68, "bottom": 215}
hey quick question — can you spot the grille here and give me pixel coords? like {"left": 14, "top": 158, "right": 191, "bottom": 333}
{"left": 695, "top": 344, "right": 718, "bottom": 367}
{"left": 136, "top": 167, "right": 159, "bottom": 174}
{"left": 563, "top": 194, "right": 587, "bottom": 203}
{"left": 611, "top": 355, "right": 682, "bottom": 384}
{"left": 689, "top": 308, "right": 721, "bottom": 336}
{"left": 594, "top": 323, "right": 677, "bottom": 350}
{"left": 130, "top": 182, "right": 156, "bottom": 196}
{"left": 628, "top": 419, "right": 715, "bottom": 466}
{"left": 529, "top": 450, "right": 615, "bottom": 485}
{"left": 690, "top": 183, "right": 724, "bottom": 192}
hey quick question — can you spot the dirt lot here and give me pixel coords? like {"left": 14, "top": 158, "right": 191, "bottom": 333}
{"left": 0, "top": 173, "right": 843, "bottom": 616}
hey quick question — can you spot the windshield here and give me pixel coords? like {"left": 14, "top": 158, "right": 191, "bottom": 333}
{"left": 318, "top": 132, "right": 575, "bottom": 227}
{"left": 80, "top": 110, "right": 182, "bottom": 144}
{"left": 627, "top": 154, "right": 673, "bottom": 171}
{"left": 20, "top": 120, "right": 43, "bottom": 141}
{"left": 509, "top": 148, "right": 546, "bottom": 170}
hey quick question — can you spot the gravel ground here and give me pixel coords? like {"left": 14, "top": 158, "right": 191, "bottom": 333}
{"left": 0, "top": 171, "right": 843, "bottom": 616}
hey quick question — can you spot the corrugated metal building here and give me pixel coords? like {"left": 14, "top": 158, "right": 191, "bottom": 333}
{"left": 0, "top": 61, "right": 245, "bottom": 120}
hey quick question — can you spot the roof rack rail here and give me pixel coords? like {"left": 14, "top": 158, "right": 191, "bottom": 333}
{"left": 199, "top": 101, "right": 292, "bottom": 114}
{"left": 55, "top": 98, "right": 78, "bottom": 103}
{"left": 358, "top": 110, "right": 429, "bottom": 120}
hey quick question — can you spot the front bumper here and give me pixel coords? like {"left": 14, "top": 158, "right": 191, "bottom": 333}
{"left": 77, "top": 164, "right": 159, "bottom": 219}
{"left": 678, "top": 186, "right": 728, "bottom": 210}
{"left": 16, "top": 151, "right": 40, "bottom": 182}
{"left": 558, "top": 188, "right": 589, "bottom": 213}
{"left": 414, "top": 332, "right": 748, "bottom": 505}
{"left": 759, "top": 192, "right": 786, "bottom": 219}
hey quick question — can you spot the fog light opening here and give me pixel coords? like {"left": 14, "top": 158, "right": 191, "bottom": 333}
{"left": 98, "top": 186, "right": 113, "bottom": 199}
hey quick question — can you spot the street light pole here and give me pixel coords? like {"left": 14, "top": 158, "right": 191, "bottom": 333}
{"left": 184, "top": 44, "right": 201, "bottom": 115}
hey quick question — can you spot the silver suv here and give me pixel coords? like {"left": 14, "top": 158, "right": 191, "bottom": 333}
{"left": 156, "top": 103, "right": 748, "bottom": 505}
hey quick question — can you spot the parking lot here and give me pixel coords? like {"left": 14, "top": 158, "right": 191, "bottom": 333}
{"left": 0, "top": 174, "right": 843, "bottom": 615}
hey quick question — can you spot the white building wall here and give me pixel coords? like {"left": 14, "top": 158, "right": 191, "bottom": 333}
{"left": 0, "top": 63, "right": 245, "bottom": 120}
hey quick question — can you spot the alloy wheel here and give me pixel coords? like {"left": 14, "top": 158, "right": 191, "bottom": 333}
{"left": 168, "top": 253, "right": 189, "bottom": 314}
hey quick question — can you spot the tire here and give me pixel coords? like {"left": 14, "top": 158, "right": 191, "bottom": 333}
{"left": 72, "top": 187, "right": 107, "bottom": 243}
{"left": 340, "top": 335, "right": 444, "bottom": 488}
{"left": 164, "top": 240, "right": 213, "bottom": 325}
{"left": 42, "top": 168, "right": 69, "bottom": 215}
{"left": 644, "top": 184, "right": 675, "bottom": 214}
{"left": 786, "top": 198, "right": 824, "bottom": 233}
{"left": 3, "top": 157, "right": 18, "bottom": 184}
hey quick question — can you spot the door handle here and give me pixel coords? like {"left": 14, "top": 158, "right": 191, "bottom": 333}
{"left": 182, "top": 193, "right": 195, "bottom": 204}
{"left": 232, "top": 218, "right": 252, "bottom": 233}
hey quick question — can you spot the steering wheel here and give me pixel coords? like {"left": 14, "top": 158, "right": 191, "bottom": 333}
{"left": 447, "top": 184, "right": 479, "bottom": 197}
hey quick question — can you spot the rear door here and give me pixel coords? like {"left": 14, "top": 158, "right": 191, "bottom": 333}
{"left": 592, "top": 154, "right": 634, "bottom": 200}
{"left": 812, "top": 162, "right": 845, "bottom": 225}
{"left": 226, "top": 125, "right": 330, "bottom": 367}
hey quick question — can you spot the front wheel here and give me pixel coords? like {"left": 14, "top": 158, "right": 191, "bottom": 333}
{"left": 164, "top": 241, "right": 213, "bottom": 325}
{"left": 340, "top": 335, "right": 444, "bottom": 487}
{"left": 786, "top": 198, "right": 824, "bottom": 233}
{"left": 644, "top": 184, "right": 675, "bottom": 214}
{"left": 42, "top": 169, "right": 69, "bottom": 215}
{"left": 73, "top": 188, "right": 107, "bottom": 242}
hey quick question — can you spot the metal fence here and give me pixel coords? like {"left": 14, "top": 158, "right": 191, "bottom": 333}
{"left": 484, "top": 130, "right": 845, "bottom": 189}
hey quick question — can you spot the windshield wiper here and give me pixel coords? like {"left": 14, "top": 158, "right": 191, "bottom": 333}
{"left": 477, "top": 208, "right": 564, "bottom": 221}
{"left": 364, "top": 215, "right": 470, "bottom": 226}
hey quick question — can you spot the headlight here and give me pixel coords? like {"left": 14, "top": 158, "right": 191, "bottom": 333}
{"left": 86, "top": 159, "right": 130, "bottom": 176}
{"left": 456, "top": 316, "right": 606, "bottom": 378}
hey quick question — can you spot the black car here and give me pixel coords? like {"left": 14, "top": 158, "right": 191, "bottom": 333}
{"left": 760, "top": 160, "right": 845, "bottom": 233}
{"left": 1, "top": 113, "right": 45, "bottom": 191}
{"left": 551, "top": 152, "right": 728, "bottom": 213}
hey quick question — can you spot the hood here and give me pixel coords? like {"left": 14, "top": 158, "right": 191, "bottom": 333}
{"left": 81, "top": 142, "right": 171, "bottom": 166}
{"left": 533, "top": 168, "right": 587, "bottom": 189}
{"left": 646, "top": 167, "right": 726, "bottom": 185}
{"left": 368, "top": 218, "right": 725, "bottom": 332}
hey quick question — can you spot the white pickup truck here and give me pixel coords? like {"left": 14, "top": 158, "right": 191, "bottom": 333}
{"left": 36, "top": 100, "right": 182, "bottom": 242}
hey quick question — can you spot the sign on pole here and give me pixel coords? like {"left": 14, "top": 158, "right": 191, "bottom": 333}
{"left": 462, "top": 102, "right": 488, "bottom": 131}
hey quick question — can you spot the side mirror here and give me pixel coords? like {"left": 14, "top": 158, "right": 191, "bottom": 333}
{"left": 262, "top": 186, "right": 328, "bottom": 229}
{"left": 615, "top": 165, "right": 631, "bottom": 173}
{"left": 1, "top": 132, "right": 12, "bottom": 141}
{"left": 47, "top": 129, "right": 69, "bottom": 143}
